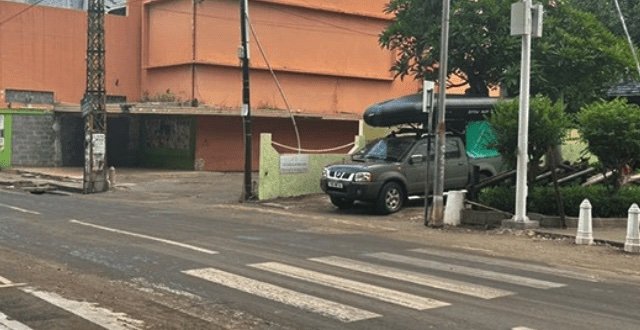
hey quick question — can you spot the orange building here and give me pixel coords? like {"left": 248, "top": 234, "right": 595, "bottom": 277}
{"left": 0, "top": 0, "right": 421, "bottom": 171}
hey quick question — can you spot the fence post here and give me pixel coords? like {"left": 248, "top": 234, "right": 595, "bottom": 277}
{"left": 575, "top": 199, "right": 593, "bottom": 245}
{"left": 624, "top": 203, "right": 640, "bottom": 253}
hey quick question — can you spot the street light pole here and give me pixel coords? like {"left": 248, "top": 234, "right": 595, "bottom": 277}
{"left": 506, "top": 0, "right": 543, "bottom": 229}
{"left": 423, "top": 80, "right": 435, "bottom": 225}
{"left": 240, "top": 0, "right": 254, "bottom": 201}
{"left": 429, "top": 0, "right": 451, "bottom": 227}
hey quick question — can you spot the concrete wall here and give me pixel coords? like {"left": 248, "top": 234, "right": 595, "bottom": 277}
{"left": 11, "top": 112, "right": 57, "bottom": 166}
{"left": 258, "top": 133, "right": 365, "bottom": 200}
{"left": 195, "top": 116, "right": 359, "bottom": 171}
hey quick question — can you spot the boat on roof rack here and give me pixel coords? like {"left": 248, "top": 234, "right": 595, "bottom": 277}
{"left": 363, "top": 94, "right": 501, "bottom": 130}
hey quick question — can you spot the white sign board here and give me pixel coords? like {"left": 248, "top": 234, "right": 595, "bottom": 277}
{"left": 280, "top": 154, "right": 309, "bottom": 174}
{"left": 92, "top": 133, "right": 106, "bottom": 155}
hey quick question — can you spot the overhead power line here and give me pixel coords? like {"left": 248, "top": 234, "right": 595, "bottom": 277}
{"left": 0, "top": 0, "right": 47, "bottom": 27}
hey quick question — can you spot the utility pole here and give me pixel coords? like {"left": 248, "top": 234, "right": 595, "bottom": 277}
{"left": 240, "top": 0, "right": 254, "bottom": 201}
{"left": 82, "top": 0, "right": 108, "bottom": 193}
{"left": 504, "top": 0, "right": 543, "bottom": 229}
{"left": 429, "top": 0, "right": 451, "bottom": 227}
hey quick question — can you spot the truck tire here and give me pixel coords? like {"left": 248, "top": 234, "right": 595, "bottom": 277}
{"left": 376, "top": 182, "right": 405, "bottom": 214}
{"left": 330, "top": 196, "right": 354, "bottom": 210}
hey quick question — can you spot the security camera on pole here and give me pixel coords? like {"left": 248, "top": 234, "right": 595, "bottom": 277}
{"left": 502, "top": 0, "right": 543, "bottom": 229}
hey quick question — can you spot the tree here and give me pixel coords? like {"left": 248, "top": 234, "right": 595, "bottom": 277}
{"left": 571, "top": 0, "right": 640, "bottom": 46}
{"left": 488, "top": 95, "right": 571, "bottom": 180}
{"left": 380, "top": 0, "right": 635, "bottom": 112}
{"left": 577, "top": 98, "right": 640, "bottom": 190}
{"left": 489, "top": 95, "right": 572, "bottom": 226}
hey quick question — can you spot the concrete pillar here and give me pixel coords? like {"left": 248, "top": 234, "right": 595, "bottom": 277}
{"left": 444, "top": 190, "right": 466, "bottom": 226}
{"left": 575, "top": 199, "right": 593, "bottom": 245}
{"left": 624, "top": 203, "right": 640, "bottom": 253}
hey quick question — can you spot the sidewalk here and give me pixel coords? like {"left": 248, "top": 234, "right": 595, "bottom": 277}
{"left": 0, "top": 167, "right": 244, "bottom": 204}
{"left": 0, "top": 166, "right": 631, "bottom": 247}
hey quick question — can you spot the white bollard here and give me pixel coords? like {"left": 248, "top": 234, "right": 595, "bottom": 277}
{"left": 624, "top": 203, "right": 640, "bottom": 253}
{"left": 444, "top": 190, "right": 466, "bottom": 226}
{"left": 107, "top": 166, "right": 116, "bottom": 189}
{"left": 575, "top": 199, "right": 594, "bottom": 245}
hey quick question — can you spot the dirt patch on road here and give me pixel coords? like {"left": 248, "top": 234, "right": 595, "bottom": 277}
{"left": 0, "top": 247, "right": 288, "bottom": 329}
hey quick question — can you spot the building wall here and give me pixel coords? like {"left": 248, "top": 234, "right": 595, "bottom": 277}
{"left": 0, "top": 1, "right": 141, "bottom": 106}
{"left": 195, "top": 116, "right": 359, "bottom": 171}
{"left": 143, "top": 0, "right": 420, "bottom": 116}
{"left": 139, "top": 115, "right": 195, "bottom": 169}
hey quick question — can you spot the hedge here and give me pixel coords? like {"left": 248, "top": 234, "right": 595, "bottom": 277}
{"left": 478, "top": 185, "right": 640, "bottom": 218}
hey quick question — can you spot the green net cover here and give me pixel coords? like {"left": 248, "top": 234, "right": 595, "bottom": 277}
{"left": 466, "top": 121, "right": 500, "bottom": 159}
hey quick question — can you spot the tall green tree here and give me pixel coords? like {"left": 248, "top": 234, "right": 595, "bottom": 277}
{"left": 380, "top": 0, "right": 635, "bottom": 112}
{"left": 571, "top": 0, "right": 640, "bottom": 46}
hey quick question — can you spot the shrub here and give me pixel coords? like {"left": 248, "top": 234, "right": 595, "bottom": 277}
{"left": 488, "top": 96, "right": 571, "bottom": 181}
{"left": 578, "top": 98, "right": 640, "bottom": 190}
{"left": 478, "top": 185, "right": 640, "bottom": 218}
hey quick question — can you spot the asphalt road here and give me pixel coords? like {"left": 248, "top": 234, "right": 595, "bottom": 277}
{"left": 0, "top": 189, "right": 639, "bottom": 330}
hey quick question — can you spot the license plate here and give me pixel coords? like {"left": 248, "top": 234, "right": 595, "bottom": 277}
{"left": 328, "top": 181, "right": 343, "bottom": 189}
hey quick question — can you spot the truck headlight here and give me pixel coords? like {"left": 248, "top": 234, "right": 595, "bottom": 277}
{"left": 354, "top": 172, "right": 372, "bottom": 182}
{"left": 321, "top": 167, "right": 329, "bottom": 178}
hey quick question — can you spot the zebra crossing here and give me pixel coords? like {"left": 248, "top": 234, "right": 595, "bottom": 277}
{"left": 182, "top": 248, "right": 579, "bottom": 324}
{"left": 1, "top": 246, "right": 594, "bottom": 328}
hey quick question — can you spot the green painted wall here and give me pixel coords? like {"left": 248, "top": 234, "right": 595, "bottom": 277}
{"left": 258, "top": 133, "right": 365, "bottom": 200}
{"left": 0, "top": 113, "right": 12, "bottom": 168}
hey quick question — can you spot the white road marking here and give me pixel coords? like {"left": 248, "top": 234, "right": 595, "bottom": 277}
{"left": 0, "top": 311, "right": 33, "bottom": 330}
{"left": 412, "top": 248, "right": 598, "bottom": 282}
{"left": 0, "top": 203, "right": 40, "bottom": 215}
{"left": 512, "top": 327, "right": 537, "bottom": 330}
{"left": 20, "top": 287, "right": 144, "bottom": 330}
{"left": 250, "top": 262, "right": 449, "bottom": 310}
{"left": 182, "top": 267, "right": 380, "bottom": 323}
{"left": 0, "top": 276, "right": 12, "bottom": 285}
{"left": 311, "top": 256, "right": 512, "bottom": 299}
{"left": 368, "top": 252, "right": 566, "bottom": 289}
{"left": 69, "top": 219, "right": 218, "bottom": 255}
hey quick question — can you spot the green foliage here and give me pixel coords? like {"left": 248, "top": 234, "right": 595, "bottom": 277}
{"left": 529, "top": 4, "right": 637, "bottom": 113}
{"left": 479, "top": 185, "right": 640, "bottom": 217}
{"left": 571, "top": 0, "right": 640, "bottom": 46}
{"left": 380, "top": 0, "right": 635, "bottom": 110}
{"left": 577, "top": 98, "right": 640, "bottom": 189}
{"left": 488, "top": 96, "right": 571, "bottom": 173}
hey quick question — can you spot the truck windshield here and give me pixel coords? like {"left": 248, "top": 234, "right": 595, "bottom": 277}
{"left": 352, "top": 137, "right": 415, "bottom": 162}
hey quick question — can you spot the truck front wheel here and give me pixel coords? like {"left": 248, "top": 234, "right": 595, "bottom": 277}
{"left": 376, "top": 182, "right": 405, "bottom": 214}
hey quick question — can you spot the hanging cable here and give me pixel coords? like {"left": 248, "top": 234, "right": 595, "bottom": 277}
{"left": 613, "top": 0, "right": 640, "bottom": 78}
{"left": 247, "top": 16, "right": 302, "bottom": 154}
{"left": 0, "top": 0, "right": 47, "bottom": 26}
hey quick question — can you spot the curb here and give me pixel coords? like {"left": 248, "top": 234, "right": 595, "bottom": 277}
{"left": 533, "top": 230, "right": 624, "bottom": 248}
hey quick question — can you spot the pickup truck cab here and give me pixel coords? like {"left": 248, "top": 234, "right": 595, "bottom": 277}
{"left": 320, "top": 131, "right": 502, "bottom": 214}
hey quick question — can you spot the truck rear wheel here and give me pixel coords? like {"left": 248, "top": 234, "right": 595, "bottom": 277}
{"left": 330, "top": 196, "right": 354, "bottom": 209}
{"left": 376, "top": 182, "right": 404, "bottom": 214}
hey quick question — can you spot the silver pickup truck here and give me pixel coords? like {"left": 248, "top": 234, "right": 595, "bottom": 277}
{"left": 320, "top": 131, "right": 503, "bottom": 214}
